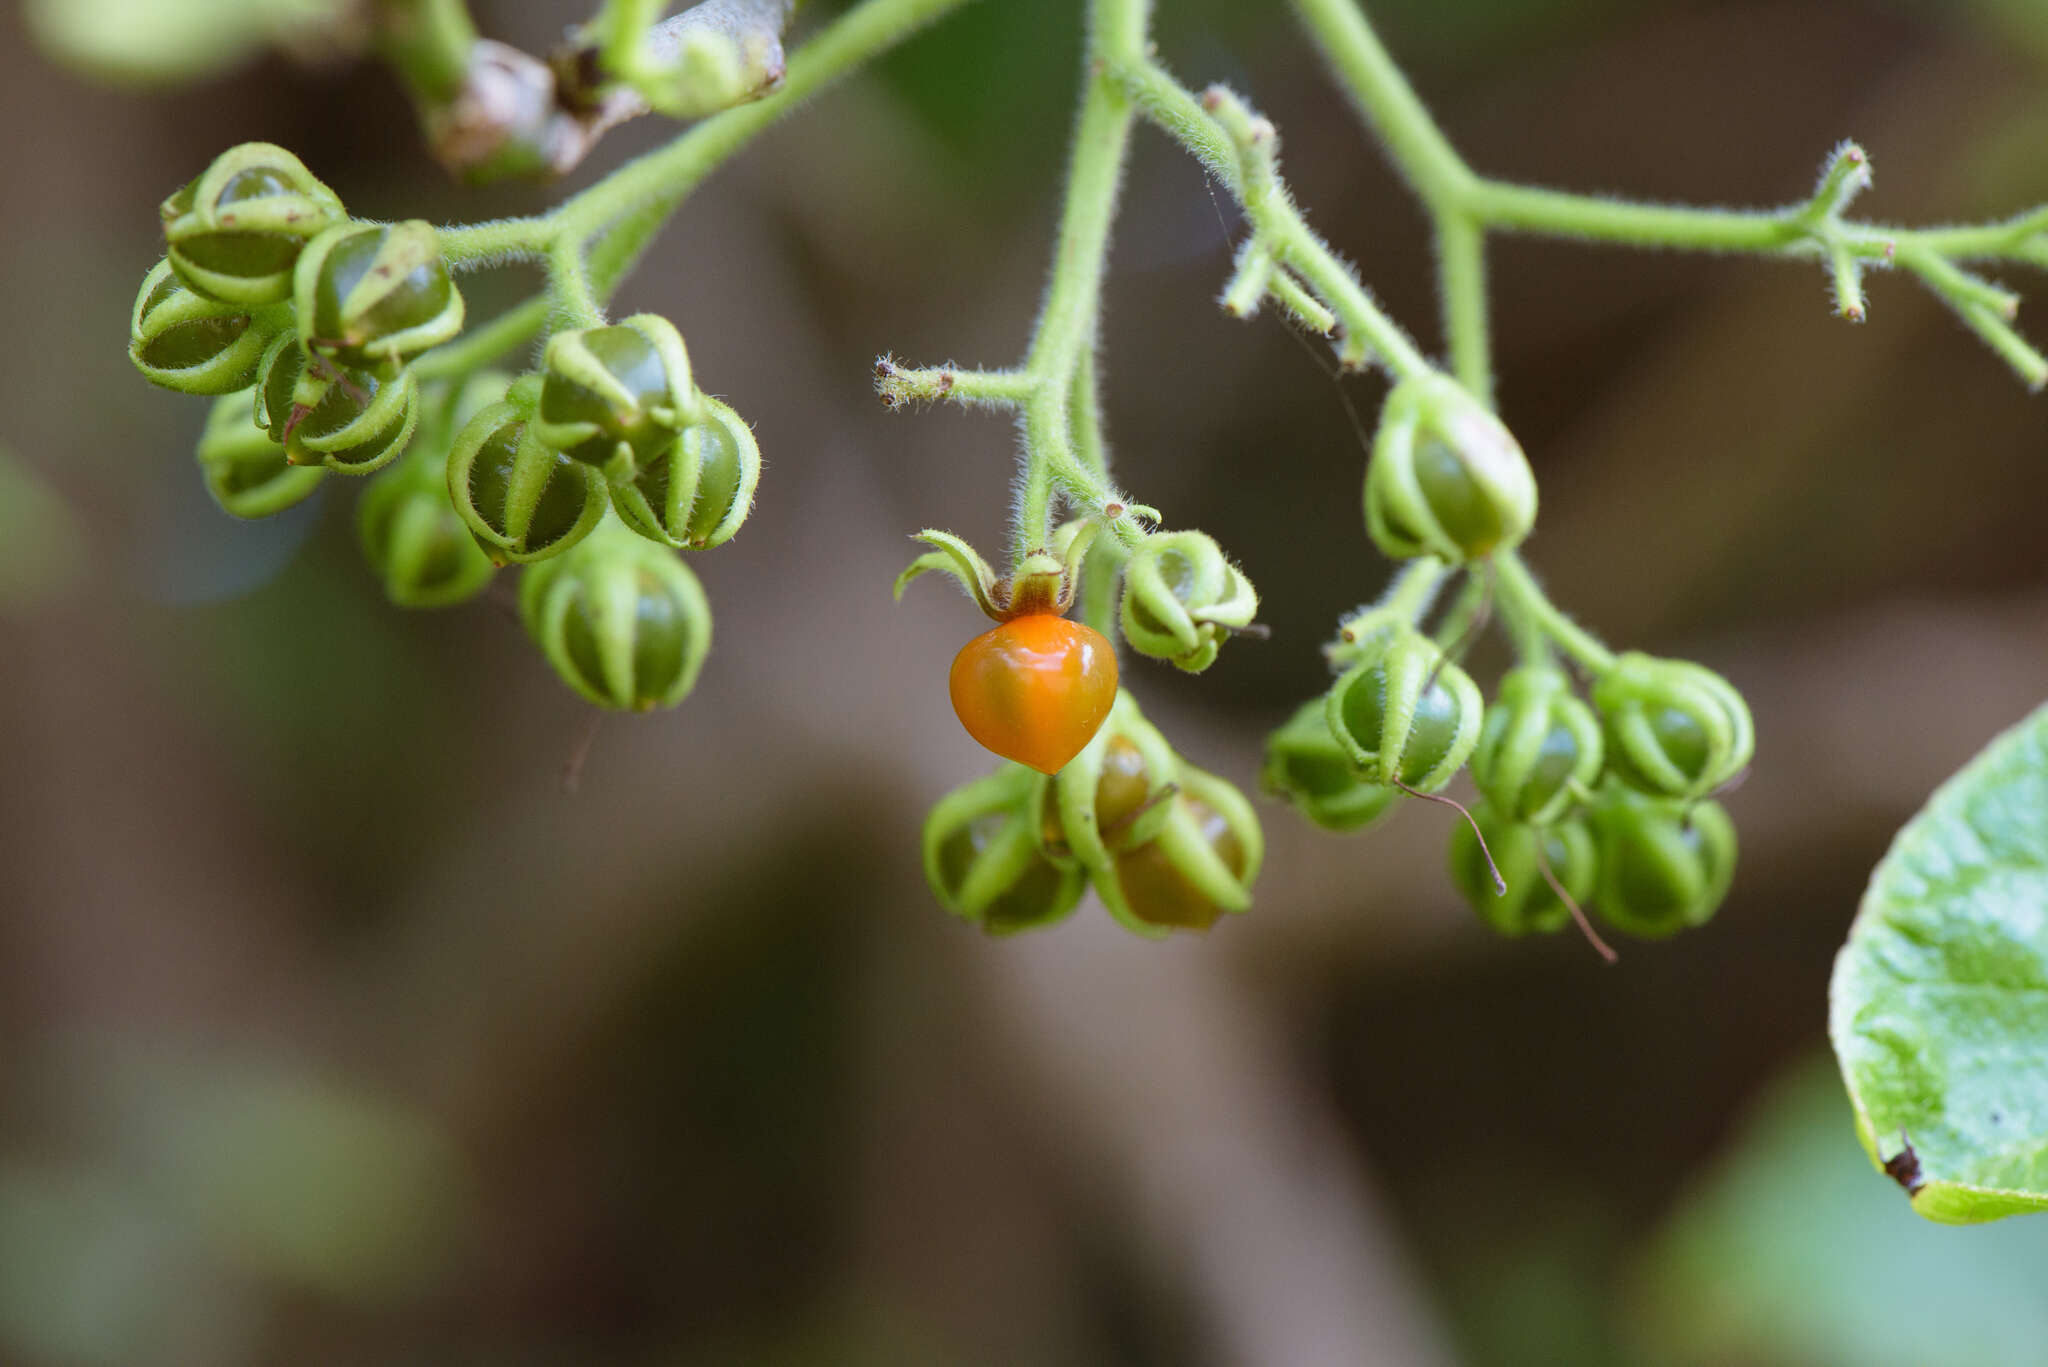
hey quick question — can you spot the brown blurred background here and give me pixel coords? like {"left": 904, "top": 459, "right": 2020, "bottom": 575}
{"left": 6, "top": 0, "right": 2048, "bottom": 1363}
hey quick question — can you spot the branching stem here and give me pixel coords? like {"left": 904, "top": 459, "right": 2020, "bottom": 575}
{"left": 1291, "top": 0, "right": 2048, "bottom": 387}
{"left": 413, "top": 0, "right": 975, "bottom": 374}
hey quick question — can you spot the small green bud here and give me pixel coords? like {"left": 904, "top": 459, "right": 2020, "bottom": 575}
{"left": 629, "top": 23, "right": 787, "bottom": 120}
{"left": 1365, "top": 375, "right": 1536, "bottom": 563}
{"left": 254, "top": 333, "right": 418, "bottom": 474}
{"left": 356, "top": 375, "right": 508, "bottom": 608}
{"left": 195, "top": 387, "right": 325, "bottom": 519}
{"left": 1032, "top": 689, "right": 1180, "bottom": 871}
{"left": 446, "top": 401, "right": 609, "bottom": 564}
{"left": 1324, "top": 627, "right": 1484, "bottom": 792}
{"left": 1261, "top": 699, "right": 1398, "bottom": 833}
{"left": 295, "top": 220, "right": 464, "bottom": 371}
{"left": 518, "top": 515, "right": 712, "bottom": 710}
{"left": 1095, "top": 765, "right": 1263, "bottom": 938}
{"left": 161, "top": 142, "right": 345, "bottom": 304}
{"left": 1448, "top": 802, "right": 1596, "bottom": 937}
{"left": 533, "top": 315, "right": 698, "bottom": 475}
{"left": 1593, "top": 652, "right": 1754, "bottom": 801}
{"left": 923, "top": 766, "right": 1086, "bottom": 935}
{"left": 1588, "top": 785, "right": 1737, "bottom": 938}
{"left": 1118, "top": 531, "right": 1259, "bottom": 672}
{"left": 129, "top": 259, "right": 276, "bottom": 395}
{"left": 609, "top": 396, "right": 762, "bottom": 550}
{"left": 1471, "top": 666, "right": 1604, "bottom": 825}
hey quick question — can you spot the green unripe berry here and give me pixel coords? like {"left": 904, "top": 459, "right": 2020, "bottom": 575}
{"left": 356, "top": 374, "right": 508, "bottom": 608}
{"left": 295, "top": 220, "right": 465, "bottom": 371}
{"left": 1261, "top": 699, "right": 1398, "bottom": 833}
{"left": 446, "top": 401, "right": 610, "bottom": 564}
{"left": 1365, "top": 375, "right": 1536, "bottom": 563}
{"left": 923, "top": 766, "right": 1086, "bottom": 935}
{"left": 1593, "top": 652, "right": 1754, "bottom": 802}
{"left": 1095, "top": 765, "right": 1263, "bottom": 938}
{"left": 1324, "top": 627, "right": 1484, "bottom": 792}
{"left": 130, "top": 259, "right": 276, "bottom": 395}
{"left": 1118, "top": 530, "right": 1259, "bottom": 673}
{"left": 1032, "top": 689, "right": 1180, "bottom": 870}
{"left": 518, "top": 515, "right": 712, "bottom": 711}
{"left": 1448, "top": 802, "right": 1596, "bottom": 937}
{"left": 254, "top": 333, "right": 418, "bottom": 474}
{"left": 359, "top": 458, "right": 497, "bottom": 609}
{"left": 609, "top": 395, "right": 762, "bottom": 550}
{"left": 161, "top": 142, "right": 345, "bottom": 305}
{"left": 1471, "top": 666, "right": 1604, "bottom": 825}
{"left": 194, "top": 387, "right": 325, "bottom": 519}
{"left": 1588, "top": 785, "right": 1737, "bottom": 938}
{"left": 533, "top": 315, "right": 699, "bottom": 475}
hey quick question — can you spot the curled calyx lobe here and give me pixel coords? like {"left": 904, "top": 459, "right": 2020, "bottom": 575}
{"left": 1365, "top": 374, "right": 1536, "bottom": 564}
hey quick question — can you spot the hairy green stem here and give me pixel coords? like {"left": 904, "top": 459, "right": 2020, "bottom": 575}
{"left": 1297, "top": 0, "right": 2048, "bottom": 384}
{"left": 413, "top": 0, "right": 975, "bottom": 395}
{"left": 551, "top": 0, "right": 975, "bottom": 247}
{"left": 549, "top": 238, "right": 603, "bottom": 327}
{"left": 374, "top": 0, "right": 479, "bottom": 105}
{"left": 426, "top": 0, "right": 976, "bottom": 352}
{"left": 1436, "top": 214, "right": 1491, "bottom": 403}
{"left": 1016, "top": 45, "right": 1135, "bottom": 555}
{"left": 1288, "top": 0, "right": 1474, "bottom": 213}
{"left": 438, "top": 219, "right": 551, "bottom": 267}
{"left": 1384, "top": 557, "right": 1448, "bottom": 620}
{"left": 1495, "top": 552, "right": 1614, "bottom": 673}
{"left": 1429, "top": 570, "right": 1488, "bottom": 649}
{"left": 415, "top": 185, "right": 688, "bottom": 381}
{"left": 1102, "top": 55, "right": 1434, "bottom": 380}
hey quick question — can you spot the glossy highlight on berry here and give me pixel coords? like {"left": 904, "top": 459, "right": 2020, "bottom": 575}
{"left": 948, "top": 613, "right": 1117, "bottom": 775}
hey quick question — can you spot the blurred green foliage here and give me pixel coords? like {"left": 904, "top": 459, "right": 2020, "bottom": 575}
{"left": 1633, "top": 1055, "right": 2048, "bottom": 1367}
{"left": 0, "top": 447, "right": 85, "bottom": 614}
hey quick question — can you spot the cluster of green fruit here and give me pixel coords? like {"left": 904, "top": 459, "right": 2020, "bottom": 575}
{"left": 129, "top": 143, "right": 761, "bottom": 711}
{"left": 1263, "top": 375, "right": 1749, "bottom": 944}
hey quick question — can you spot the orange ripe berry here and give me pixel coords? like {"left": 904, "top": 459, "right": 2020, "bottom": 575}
{"left": 949, "top": 613, "right": 1118, "bottom": 775}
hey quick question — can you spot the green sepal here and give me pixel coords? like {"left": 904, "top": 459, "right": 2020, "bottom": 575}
{"left": 1365, "top": 374, "right": 1536, "bottom": 564}
{"left": 609, "top": 395, "right": 762, "bottom": 550}
{"left": 922, "top": 765, "right": 1087, "bottom": 935}
{"left": 253, "top": 332, "right": 418, "bottom": 474}
{"left": 1261, "top": 698, "right": 1399, "bottom": 833}
{"left": 1323, "top": 626, "right": 1484, "bottom": 792}
{"left": 1593, "top": 652, "right": 1754, "bottom": 801}
{"left": 295, "top": 220, "right": 464, "bottom": 371}
{"left": 129, "top": 259, "right": 278, "bottom": 395}
{"left": 518, "top": 513, "right": 712, "bottom": 710}
{"left": 356, "top": 373, "right": 508, "bottom": 608}
{"left": 1032, "top": 689, "right": 1181, "bottom": 872}
{"left": 1449, "top": 802, "right": 1597, "bottom": 937}
{"left": 1094, "top": 764, "right": 1262, "bottom": 939}
{"left": 446, "top": 400, "right": 610, "bottom": 564}
{"left": 194, "top": 387, "right": 326, "bottom": 519}
{"left": 1004, "top": 521, "right": 1098, "bottom": 618}
{"left": 1118, "top": 530, "right": 1258, "bottom": 673}
{"left": 1471, "top": 665, "right": 1604, "bottom": 825}
{"left": 533, "top": 314, "right": 698, "bottom": 469}
{"left": 893, "top": 529, "right": 1002, "bottom": 616}
{"left": 161, "top": 142, "right": 345, "bottom": 305}
{"left": 1588, "top": 783, "right": 1737, "bottom": 939}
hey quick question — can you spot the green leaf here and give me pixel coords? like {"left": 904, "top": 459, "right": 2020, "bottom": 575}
{"left": 1830, "top": 700, "right": 2048, "bottom": 1224}
{"left": 1633, "top": 1054, "right": 2048, "bottom": 1367}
